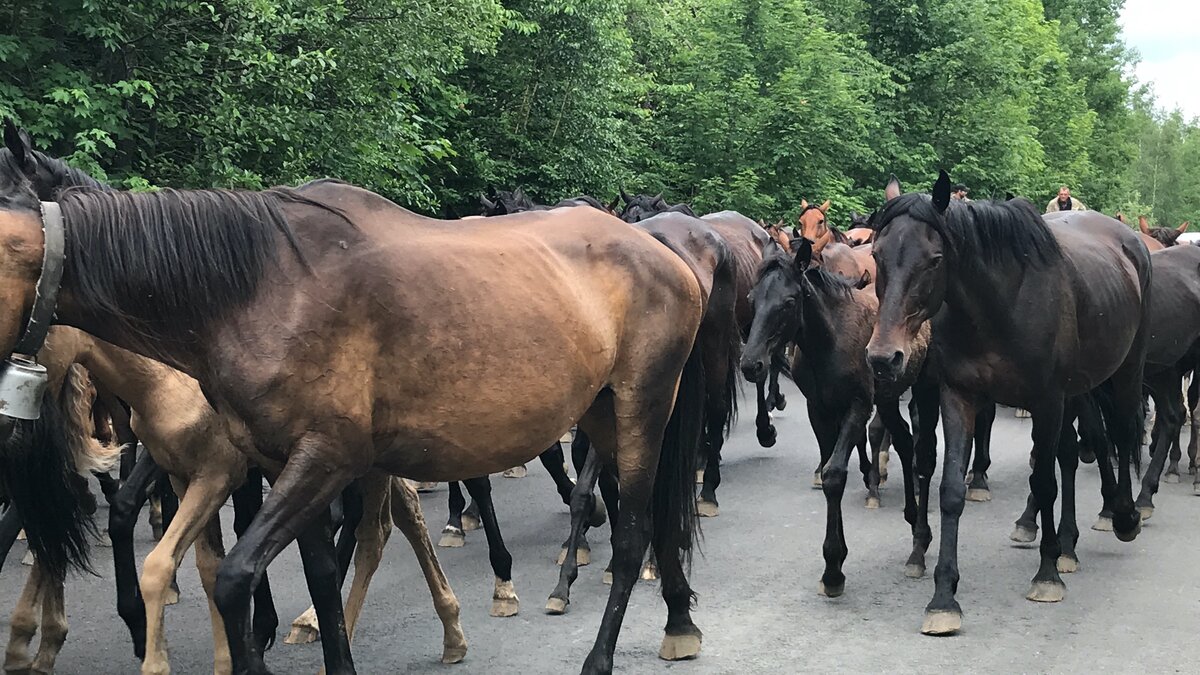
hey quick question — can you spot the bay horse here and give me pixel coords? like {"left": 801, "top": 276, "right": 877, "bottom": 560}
{"left": 1138, "top": 214, "right": 1190, "bottom": 248}
{"left": 846, "top": 212, "right": 875, "bottom": 247}
{"left": 548, "top": 210, "right": 740, "bottom": 612}
{"left": 742, "top": 238, "right": 940, "bottom": 593}
{"left": 1115, "top": 213, "right": 1167, "bottom": 252}
{"left": 867, "top": 172, "right": 1148, "bottom": 635}
{"left": 0, "top": 174, "right": 709, "bottom": 674}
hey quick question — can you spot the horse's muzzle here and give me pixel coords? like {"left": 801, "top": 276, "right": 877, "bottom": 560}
{"left": 866, "top": 347, "right": 905, "bottom": 382}
{"left": 740, "top": 356, "right": 768, "bottom": 384}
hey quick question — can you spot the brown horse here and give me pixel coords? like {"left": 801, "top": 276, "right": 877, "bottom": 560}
{"left": 32, "top": 326, "right": 469, "bottom": 673}
{"left": 1138, "top": 214, "right": 1190, "bottom": 248}
{"left": 760, "top": 219, "right": 793, "bottom": 253}
{"left": 819, "top": 242, "right": 876, "bottom": 286}
{"left": 867, "top": 172, "right": 1148, "bottom": 636}
{"left": 0, "top": 175, "right": 708, "bottom": 674}
{"left": 1115, "top": 213, "right": 1168, "bottom": 251}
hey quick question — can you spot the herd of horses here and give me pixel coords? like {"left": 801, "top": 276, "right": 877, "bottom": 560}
{"left": 1, "top": 117, "right": 1199, "bottom": 675}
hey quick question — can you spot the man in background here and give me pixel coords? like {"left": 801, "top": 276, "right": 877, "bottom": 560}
{"left": 1046, "top": 185, "right": 1086, "bottom": 213}
{"left": 951, "top": 184, "right": 971, "bottom": 202}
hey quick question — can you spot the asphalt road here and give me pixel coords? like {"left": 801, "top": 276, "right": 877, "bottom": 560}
{"left": 5, "top": 377, "right": 1199, "bottom": 674}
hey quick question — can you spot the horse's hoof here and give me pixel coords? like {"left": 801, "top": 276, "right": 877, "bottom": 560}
{"left": 1026, "top": 580, "right": 1066, "bottom": 603}
{"left": 1164, "top": 472, "right": 1180, "bottom": 484}
{"left": 557, "top": 547, "right": 589, "bottom": 566}
{"left": 757, "top": 426, "right": 777, "bottom": 448}
{"left": 774, "top": 395, "right": 788, "bottom": 411}
{"left": 438, "top": 527, "right": 465, "bottom": 548}
{"left": 1114, "top": 516, "right": 1142, "bottom": 542}
{"left": 966, "top": 488, "right": 992, "bottom": 502}
{"left": 921, "top": 609, "right": 962, "bottom": 636}
{"left": 545, "top": 597, "right": 568, "bottom": 615}
{"left": 491, "top": 580, "right": 520, "bottom": 618}
{"left": 696, "top": 499, "right": 719, "bottom": 517}
{"left": 502, "top": 465, "right": 527, "bottom": 479}
{"left": 461, "top": 512, "right": 481, "bottom": 532}
{"left": 413, "top": 481, "right": 439, "bottom": 493}
{"left": 603, "top": 569, "right": 613, "bottom": 585}
{"left": 659, "top": 632, "right": 702, "bottom": 661}
{"left": 1056, "top": 555, "right": 1079, "bottom": 574}
{"left": 865, "top": 495, "right": 881, "bottom": 509}
{"left": 1009, "top": 525, "right": 1037, "bottom": 543}
{"left": 641, "top": 562, "right": 659, "bottom": 581}
{"left": 818, "top": 580, "right": 845, "bottom": 598}
{"left": 695, "top": 469, "right": 705, "bottom": 484}
{"left": 812, "top": 472, "right": 823, "bottom": 489}
{"left": 1091, "top": 516, "right": 1113, "bottom": 532}
{"left": 284, "top": 622, "right": 320, "bottom": 645}
{"left": 442, "top": 643, "right": 468, "bottom": 665}
{"left": 1137, "top": 505, "right": 1154, "bottom": 521}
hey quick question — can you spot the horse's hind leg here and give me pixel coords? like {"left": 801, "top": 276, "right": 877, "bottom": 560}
{"left": 1136, "top": 369, "right": 1187, "bottom": 519}
{"left": 1056, "top": 405, "right": 1082, "bottom": 574}
{"left": 966, "top": 402, "right": 996, "bottom": 501}
{"left": 0, "top": 505, "right": 21, "bottom": 571}
{"left": 548, "top": 447, "right": 605, "bottom": 614}
{"left": 287, "top": 479, "right": 365, "bottom": 647}
{"left": 30, "top": 572, "right": 68, "bottom": 674}
{"left": 388, "top": 477, "right": 467, "bottom": 663}
{"left": 461, "top": 477, "right": 519, "bottom": 617}
{"left": 194, "top": 512, "right": 231, "bottom": 675}
{"left": 859, "top": 431, "right": 880, "bottom": 509}
{"left": 437, "top": 482, "right": 468, "bottom": 548}
{"left": 4, "top": 558, "right": 44, "bottom": 671}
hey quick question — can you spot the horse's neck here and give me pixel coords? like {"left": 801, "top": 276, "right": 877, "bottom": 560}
{"left": 943, "top": 259, "right": 1023, "bottom": 341}
{"left": 796, "top": 286, "right": 846, "bottom": 352}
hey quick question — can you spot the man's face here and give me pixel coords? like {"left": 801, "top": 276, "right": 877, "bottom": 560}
{"left": 954, "top": 190, "right": 967, "bottom": 199}
{"left": 1058, "top": 188, "right": 1071, "bottom": 200}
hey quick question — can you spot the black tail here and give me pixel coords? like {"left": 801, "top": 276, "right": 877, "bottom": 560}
{"left": 714, "top": 323, "right": 741, "bottom": 439}
{"left": 1091, "top": 381, "right": 1142, "bottom": 477}
{"left": 0, "top": 392, "right": 100, "bottom": 580}
{"left": 653, "top": 341, "right": 706, "bottom": 572}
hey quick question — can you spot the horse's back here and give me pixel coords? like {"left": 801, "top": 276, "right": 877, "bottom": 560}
{"left": 701, "top": 211, "right": 768, "bottom": 328}
{"left": 1146, "top": 245, "right": 1200, "bottom": 366}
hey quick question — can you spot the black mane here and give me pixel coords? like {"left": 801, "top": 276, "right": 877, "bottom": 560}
{"left": 58, "top": 187, "right": 309, "bottom": 356}
{"left": 877, "top": 193, "right": 1061, "bottom": 266}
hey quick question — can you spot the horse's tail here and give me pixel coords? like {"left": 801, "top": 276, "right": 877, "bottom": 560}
{"left": 772, "top": 348, "right": 794, "bottom": 381}
{"left": 653, "top": 338, "right": 706, "bottom": 574}
{"left": 1188, "top": 368, "right": 1199, "bottom": 418}
{"left": 62, "top": 365, "right": 120, "bottom": 477}
{"left": 0, "top": 368, "right": 115, "bottom": 579}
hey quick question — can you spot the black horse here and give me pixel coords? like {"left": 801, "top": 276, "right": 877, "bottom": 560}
{"left": 867, "top": 172, "right": 1148, "bottom": 635}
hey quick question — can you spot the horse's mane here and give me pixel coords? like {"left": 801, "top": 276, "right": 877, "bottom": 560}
{"left": 756, "top": 251, "right": 854, "bottom": 299}
{"left": 58, "top": 187, "right": 311, "bottom": 355}
{"left": 877, "top": 193, "right": 1061, "bottom": 266}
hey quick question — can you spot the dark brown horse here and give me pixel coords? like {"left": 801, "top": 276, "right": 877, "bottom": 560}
{"left": 867, "top": 172, "right": 1148, "bottom": 636}
{"left": 0, "top": 174, "right": 710, "bottom": 674}
{"left": 1138, "top": 214, "right": 1190, "bottom": 248}
{"left": 742, "top": 239, "right": 939, "bottom": 595}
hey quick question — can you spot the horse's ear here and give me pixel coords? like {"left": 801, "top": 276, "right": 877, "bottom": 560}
{"left": 856, "top": 270, "right": 872, "bottom": 289}
{"left": 620, "top": 188, "right": 630, "bottom": 204}
{"left": 818, "top": 199, "right": 830, "bottom": 213}
{"left": 1178, "top": 221, "right": 1190, "bottom": 234}
{"left": 931, "top": 170, "right": 951, "bottom": 214}
{"left": 794, "top": 238, "right": 813, "bottom": 273}
{"left": 800, "top": 198, "right": 809, "bottom": 210}
{"left": 885, "top": 174, "right": 902, "bottom": 201}
{"left": 480, "top": 195, "right": 496, "bottom": 211}
{"left": 1005, "top": 191, "right": 1016, "bottom": 201}
{"left": 1115, "top": 212, "right": 1126, "bottom": 224}
{"left": 652, "top": 193, "right": 664, "bottom": 204}
{"left": 1138, "top": 215, "right": 1151, "bottom": 234}
{"left": 3, "top": 119, "right": 32, "bottom": 168}
{"left": 774, "top": 218, "right": 785, "bottom": 228}
{"left": 606, "top": 195, "right": 620, "bottom": 212}
{"left": 757, "top": 218, "right": 767, "bottom": 228}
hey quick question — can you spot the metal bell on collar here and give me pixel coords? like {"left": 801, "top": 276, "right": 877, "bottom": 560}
{"left": 0, "top": 355, "right": 48, "bottom": 420}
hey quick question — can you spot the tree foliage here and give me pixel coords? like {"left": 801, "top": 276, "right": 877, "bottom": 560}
{"left": 2, "top": 0, "right": 1195, "bottom": 226}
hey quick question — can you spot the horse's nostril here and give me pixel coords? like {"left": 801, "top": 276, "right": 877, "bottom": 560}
{"left": 890, "top": 351, "right": 904, "bottom": 368}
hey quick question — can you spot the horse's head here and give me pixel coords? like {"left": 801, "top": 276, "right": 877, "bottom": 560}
{"left": 619, "top": 189, "right": 665, "bottom": 223}
{"left": 1139, "top": 214, "right": 1189, "bottom": 247}
{"left": 481, "top": 188, "right": 538, "bottom": 216}
{"left": 796, "top": 199, "right": 832, "bottom": 251}
{"left": 0, "top": 134, "right": 49, "bottom": 369}
{"left": 761, "top": 218, "right": 792, "bottom": 253}
{"left": 741, "top": 239, "right": 812, "bottom": 383}
{"left": 866, "top": 172, "right": 951, "bottom": 382}
{"left": 2, "top": 120, "right": 103, "bottom": 199}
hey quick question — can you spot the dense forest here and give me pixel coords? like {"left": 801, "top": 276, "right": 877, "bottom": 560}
{"left": 2, "top": 0, "right": 1197, "bottom": 228}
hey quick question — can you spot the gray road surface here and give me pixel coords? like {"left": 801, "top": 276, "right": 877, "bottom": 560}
{"left": 4, "top": 378, "right": 1199, "bottom": 674}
